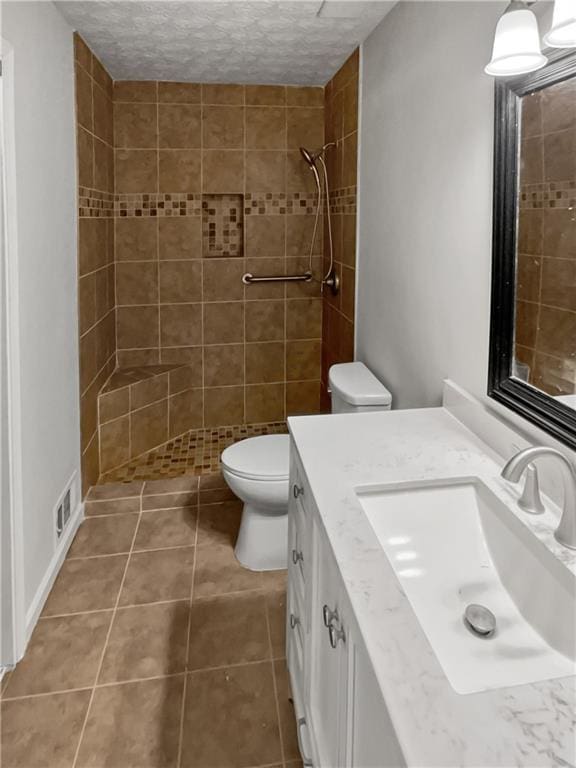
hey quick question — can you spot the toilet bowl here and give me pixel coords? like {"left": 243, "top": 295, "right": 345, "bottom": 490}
{"left": 221, "top": 362, "right": 393, "bottom": 572}
{"left": 221, "top": 434, "right": 290, "bottom": 571}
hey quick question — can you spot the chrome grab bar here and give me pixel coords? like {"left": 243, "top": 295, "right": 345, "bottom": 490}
{"left": 242, "top": 271, "right": 312, "bottom": 285}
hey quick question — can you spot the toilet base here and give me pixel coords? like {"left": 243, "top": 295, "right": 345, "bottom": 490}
{"left": 234, "top": 503, "right": 288, "bottom": 571}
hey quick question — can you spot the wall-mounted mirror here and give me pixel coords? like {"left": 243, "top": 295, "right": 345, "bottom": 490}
{"left": 489, "top": 49, "right": 576, "bottom": 449}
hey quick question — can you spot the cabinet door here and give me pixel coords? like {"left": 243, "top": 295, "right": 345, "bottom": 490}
{"left": 347, "top": 637, "right": 405, "bottom": 768}
{"left": 308, "top": 525, "right": 348, "bottom": 768}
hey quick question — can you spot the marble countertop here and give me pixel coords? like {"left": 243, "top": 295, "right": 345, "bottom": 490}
{"left": 288, "top": 406, "right": 576, "bottom": 767}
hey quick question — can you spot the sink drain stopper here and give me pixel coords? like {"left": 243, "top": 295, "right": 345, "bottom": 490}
{"left": 464, "top": 604, "right": 496, "bottom": 637}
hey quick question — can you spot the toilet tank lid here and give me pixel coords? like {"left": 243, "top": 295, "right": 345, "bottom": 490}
{"left": 329, "top": 362, "right": 392, "bottom": 406}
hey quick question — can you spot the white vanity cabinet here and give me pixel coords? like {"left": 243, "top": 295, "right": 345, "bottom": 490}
{"left": 287, "top": 445, "right": 405, "bottom": 768}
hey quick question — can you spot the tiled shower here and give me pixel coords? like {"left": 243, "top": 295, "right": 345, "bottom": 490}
{"left": 75, "top": 34, "right": 358, "bottom": 493}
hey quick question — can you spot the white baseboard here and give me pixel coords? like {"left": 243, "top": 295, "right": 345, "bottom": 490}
{"left": 24, "top": 501, "right": 84, "bottom": 645}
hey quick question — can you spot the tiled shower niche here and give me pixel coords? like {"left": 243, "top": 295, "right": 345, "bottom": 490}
{"left": 202, "top": 194, "right": 244, "bottom": 258}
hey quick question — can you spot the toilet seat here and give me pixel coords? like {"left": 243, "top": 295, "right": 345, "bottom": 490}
{"left": 221, "top": 435, "right": 289, "bottom": 482}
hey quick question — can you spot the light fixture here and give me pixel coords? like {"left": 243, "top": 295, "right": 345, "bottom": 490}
{"left": 544, "top": 0, "right": 576, "bottom": 47}
{"left": 485, "top": 1, "right": 548, "bottom": 77}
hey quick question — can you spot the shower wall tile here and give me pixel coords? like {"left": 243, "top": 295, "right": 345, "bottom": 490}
{"left": 80, "top": 77, "right": 328, "bottom": 480}
{"left": 158, "top": 81, "right": 201, "bottom": 104}
{"left": 74, "top": 35, "right": 116, "bottom": 494}
{"left": 245, "top": 84, "right": 287, "bottom": 106}
{"left": 321, "top": 48, "right": 359, "bottom": 409}
{"left": 159, "top": 104, "right": 202, "bottom": 148}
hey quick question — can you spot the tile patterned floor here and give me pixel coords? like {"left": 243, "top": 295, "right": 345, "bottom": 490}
{"left": 101, "top": 422, "right": 289, "bottom": 484}
{"left": 0, "top": 474, "right": 302, "bottom": 768}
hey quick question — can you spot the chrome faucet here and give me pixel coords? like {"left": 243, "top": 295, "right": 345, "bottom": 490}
{"left": 501, "top": 446, "right": 576, "bottom": 550}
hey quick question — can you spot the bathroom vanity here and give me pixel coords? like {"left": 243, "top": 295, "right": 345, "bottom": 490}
{"left": 286, "top": 384, "right": 576, "bottom": 767}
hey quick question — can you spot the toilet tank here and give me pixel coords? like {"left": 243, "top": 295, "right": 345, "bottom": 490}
{"left": 329, "top": 362, "right": 392, "bottom": 414}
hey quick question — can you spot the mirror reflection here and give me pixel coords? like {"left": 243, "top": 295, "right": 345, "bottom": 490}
{"left": 514, "top": 75, "right": 576, "bottom": 409}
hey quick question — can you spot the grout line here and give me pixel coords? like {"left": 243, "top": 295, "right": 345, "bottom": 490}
{"left": 176, "top": 477, "right": 200, "bottom": 768}
{"left": 71, "top": 483, "right": 144, "bottom": 768}
{"left": 1, "top": 655, "right": 290, "bottom": 704}
{"left": 265, "top": 591, "right": 287, "bottom": 767}
{"left": 67, "top": 542, "right": 195, "bottom": 562}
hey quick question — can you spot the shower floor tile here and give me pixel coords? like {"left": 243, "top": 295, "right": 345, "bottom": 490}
{"left": 100, "top": 421, "right": 288, "bottom": 484}
{"left": 0, "top": 475, "right": 300, "bottom": 768}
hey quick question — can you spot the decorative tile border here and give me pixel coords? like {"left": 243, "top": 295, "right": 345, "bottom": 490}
{"left": 100, "top": 420, "right": 288, "bottom": 483}
{"left": 244, "top": 192, "right": 320, "bottom": 215}
{"left": 78, "top": 189, "right": 357, "bottom": 218}
{"left": 520, "top": 180, "right": 576, "bottom": 210}
{"left": 330, "top": 186, "right": 357, "bottom": 215}
{"left": 78, "top": 187, "right": 115, "bottom": 217}
{"left": 202, "top": 194, "right": 243, "bottom": 257}
{"left": 115, "top": 193, "right": 203, "bottom": 217}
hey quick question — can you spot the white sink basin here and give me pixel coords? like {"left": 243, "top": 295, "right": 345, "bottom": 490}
{"left": 356, "top": 477, "right": 576, "bottom": 695}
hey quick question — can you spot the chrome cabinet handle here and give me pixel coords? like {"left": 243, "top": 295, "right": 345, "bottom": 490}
{"left": 328, "top": 621, "right": 346, "bottom": 649}
{"left": 293, "top": 484, "right": 304, "bottom": 499}
{"left": 296, "top": 717, "right": 314, "bottom": 767}
{"left": 290, "top": 613, "right": 300, "bottom": 629}
{"left": 322, "top": 603, "right": 338, "bottom": 628}
{"left": 292, "top": 548, "right": 303, "bottom": 565}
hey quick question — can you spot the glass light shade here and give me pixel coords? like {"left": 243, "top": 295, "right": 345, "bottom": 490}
{"left": 485, "top": 4, "right": 548, "bottom": 77}
{"left": 544, "top": 0, "right": 576, "bottom": 47}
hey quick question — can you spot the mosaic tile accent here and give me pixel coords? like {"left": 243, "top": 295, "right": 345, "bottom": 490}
{"left": 79, "top": 188, "right": 115, "bottom": 218}
{"left": 100, "top": 421, "right": 288, "bottom": 483}
{"left": 520, "top": 181, "right": 576, "bottom": 210}
{"left": 115, "top": 193, "right": 203, "bottom": 217}
{"left": 244, "top": 192, "right": 321, "bottom": 216}
{"left": 202, "top": 194, "right": 244, "bottom": 257}
{"left": 330, "top": 186, "right": 357, "bottom": 215}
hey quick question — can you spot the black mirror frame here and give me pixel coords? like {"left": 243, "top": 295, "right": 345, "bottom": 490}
{"left": 488, "top": 48, "right": 576, "bottom": 450}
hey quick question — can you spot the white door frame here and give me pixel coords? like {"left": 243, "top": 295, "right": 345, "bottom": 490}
{"left": 1, "top": 38, "right": 27, "bottom": 668}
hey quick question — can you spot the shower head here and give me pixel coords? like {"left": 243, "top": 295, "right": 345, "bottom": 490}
{"left": 300, "top": 146, "right": 317, "bottom": 166}
{"left": 300, "top": 146, "right": 321, "bottom": 187}
{"left": 299, "top": 143, "right": 335, "bottom": 167}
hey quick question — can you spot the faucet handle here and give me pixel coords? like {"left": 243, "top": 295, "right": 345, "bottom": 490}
{"left": 518, "top": 464, "right": 546, "bottom": 515}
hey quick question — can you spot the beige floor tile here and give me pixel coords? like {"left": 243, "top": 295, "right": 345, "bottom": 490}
{"left": 188, "top": 591, "right": 269, "bottom": 670}
{"left": 5, "top": 612, "right": 112, "bottom": 698}
{"left": 85, "top": 497, "right": 141, "bottom": 516}
{"left": 67, "top": 513, "right": 139, "bottom": 558}
{"left": 266, "top": 590, "right": 286, "bottom": 659}
{"left": 196, "top": 501, "right": 243, "bottom": 548}
{"left": 1, "top": 690, "right": 91, "bottom": 768}
{"left": 193, "top": 542, "right": 262, "bottom": 599}
{"left": 142, "top": 490, "right": 198, "bottom": 511}
{"left": 260, "top": 569, "right": 287, "bottom": 593}
{"left": 42, "top": 555, "right": 127, "bottom": 617}
{"left": 198, "top": 472, "right": 227, "bottom": 490}
{"left": 119, "top": 547, "right": 195, "bottom": 606}
{"left": 87, "top": 481, "right": 143, "bottom": 500}
{"left": 180, "top": 662, "right": 282, "bottom": 768}
{"left": 1, "top": 670, "right": 12, "bottom": 697}
{"left": 143, "top": 476, "right": 199, "bottom": 495}
{"left": 99, "top": 601, "right": 189, "bottom": 683}
{"left": 273, "top": 659, "right": 300, "bottom": 761}
{"left": 134, "top": 507, "right": 197, "bottom": 551}
{"left": 76, "top": 676, "right": 184, "bottom": 768}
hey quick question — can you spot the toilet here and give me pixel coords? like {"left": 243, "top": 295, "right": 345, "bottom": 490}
{"left": 221, "top": 362, "right": 393, "bottom": 571}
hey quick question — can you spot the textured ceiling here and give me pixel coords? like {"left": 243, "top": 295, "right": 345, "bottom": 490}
{"left": 56, "top": 1, "right": 395, "bottom": 85}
